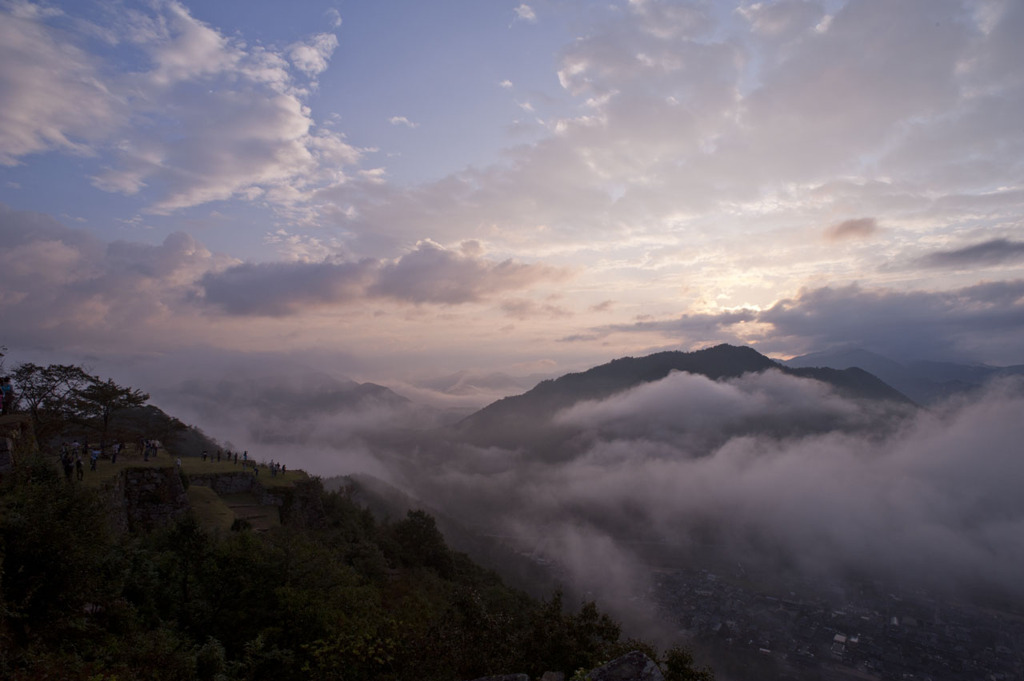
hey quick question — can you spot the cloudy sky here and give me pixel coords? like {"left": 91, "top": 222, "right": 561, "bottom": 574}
{"left": 2, "top": 0, "right": 1024, "bottom": 401}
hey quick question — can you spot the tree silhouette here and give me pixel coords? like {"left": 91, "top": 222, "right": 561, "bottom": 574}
{"left": 10, "top": 363, "right": 92, "bottom": 437}
{"left": 77, "top": 376, "right": 150, "bottom": 449}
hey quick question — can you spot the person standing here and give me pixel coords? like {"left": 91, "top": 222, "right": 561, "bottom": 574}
{"left": 0, "top": 376, "right": 13, "bottom": 415}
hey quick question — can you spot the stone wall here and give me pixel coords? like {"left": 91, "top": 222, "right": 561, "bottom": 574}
{"left": 109, "top": 466, "right": 190, "bottom": 532}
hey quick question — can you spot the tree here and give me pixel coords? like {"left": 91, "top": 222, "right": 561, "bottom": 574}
{"left": 9, "top": 363, "right": 92, "bottom": 437}
{"left": 77, "top": 376, "right": 149, "bottom": 449}
{"left": 662, "top": 644, "right": 715, "bottom": 681}
{"left": 390, "top": 509, "right": 455, "bottom": 578}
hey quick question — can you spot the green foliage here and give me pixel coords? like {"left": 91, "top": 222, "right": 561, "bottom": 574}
{"left": 77, "top": 377, "right": 150, "bottom": 445}
{"left": 0, "top": 456, "right": 113, "bottom": 640}
{"left": 662, "top": 644, "right": 716, "bottom": 681}
{"left": 0, "top": 450, "right": 695, "bottom": 681}
{"left": 0, "top": 354, "right": 703, "bottom": 679}
{"left": 8, "top": 361, "right": 149, "bottom": 447}
{"left": 9, "top": 362, "right": 92, "bottom": 438}
{"left": 519, "top": 590, "right": 624, "bottom": 678}
{"left": 388, "top": 509, "right": 455, "bottom": 578}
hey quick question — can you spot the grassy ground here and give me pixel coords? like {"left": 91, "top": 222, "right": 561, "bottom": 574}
{"left": 66, "top": 448, "right": 306, "bottom": 532}
{"left": 186, "top": 485, "right": 237, "bottom": 533}
{"left": 73, "top": 448, "right": 308, "bottom": 489}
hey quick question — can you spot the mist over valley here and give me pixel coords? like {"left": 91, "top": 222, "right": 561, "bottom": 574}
{"left": 158, "top": 346, "right": 1024, "bottom": 629}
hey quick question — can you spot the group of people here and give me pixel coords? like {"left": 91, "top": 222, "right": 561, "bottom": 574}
{"left": 58, "top": 439, "right": 153, "bottom": 481}
{"left": 266, "top": 460, "right": 286, "bottom": 477}
{"left": 55, "top": 437, "right": 289, "bottom": 481}
{"left": 140, "top": 438, "right": 160, "bottom": 461}
{"left": 193, "top": 448, "right": 287, "bottom": 478}
{"left": 58, "top": 441, "right": 102, "bottom": 481}
{"left": 200, "top": 448, "right": 247, "bottom": 465}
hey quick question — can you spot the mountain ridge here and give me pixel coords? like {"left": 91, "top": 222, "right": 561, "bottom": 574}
{"left": 454, "top": 344, "right": 911, "bottom": 448}
{"left": 785, "top": 347, "right": 1024, "bottom": 404}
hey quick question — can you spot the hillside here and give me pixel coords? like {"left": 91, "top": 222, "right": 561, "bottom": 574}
{"left": 785, "top": 347, "right": 1024, "bottom": 404}
{"left": 454, "top": 344, "right": 910, "bottom": 448}
{"left": 0, "top": 444, "right": 707, "bottom": 681}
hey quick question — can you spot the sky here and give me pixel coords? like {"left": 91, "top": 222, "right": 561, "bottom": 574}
{"left": 2, "top": 0, "right": 1024, "bottom": 406}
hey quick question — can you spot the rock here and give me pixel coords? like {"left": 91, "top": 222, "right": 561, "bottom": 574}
{"left": 587, "top": 651, "right": 664, "bottom": 681}
{"left": 540, "top": 673, "right": 565, "bottom": 681}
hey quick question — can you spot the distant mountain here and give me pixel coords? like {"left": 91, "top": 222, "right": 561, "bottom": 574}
{"left": 785, "top": 348, "right": 1024, "bottom": 404}
{"left": 455, "top": 344, "right": 910, "bottom": 448}
{"left": 414, "top": 369, "right": 537, "bottom": 397}
{"left": 164, "top": 371, "right": 422, "bottom": 447}
{"left": 176, "top": 372, "right": 410, "bottom": 421}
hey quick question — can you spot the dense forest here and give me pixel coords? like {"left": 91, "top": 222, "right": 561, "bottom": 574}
{"left": 0, "top": 360, "right": 712, "bottom": 681}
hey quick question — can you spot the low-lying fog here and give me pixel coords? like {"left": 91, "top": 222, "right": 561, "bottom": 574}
{"left": 157, "top": 365, "right": 1024, "bottom": 624}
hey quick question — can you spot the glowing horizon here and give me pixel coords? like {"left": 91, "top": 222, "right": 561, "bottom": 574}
{"left": 2, "top": 0, "right": 1023, "bottom": 399}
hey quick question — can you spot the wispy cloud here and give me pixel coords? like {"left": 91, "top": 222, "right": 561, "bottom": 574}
{"left": 571, "top": 281, "right": 1024, "bottom": 365}
{"left": 200, "top": 239, "right": 570, "bottom": 315}
{"left": 2, "top": 1, "right": 358, "bottom": 218}
{"left": 514, "top": 4, "right": 536, "bottom": 23}
{"left": 289, "top": 33, "right": 339, "bottom": 76}
{"left": 388, "top": 116, "right": 420, "bottom": 129}
{"left": 824, "top": 217, "right": 878, "bottom": 241}
{"left": 918, "top": 238, "right": 1024, "bottom": 269}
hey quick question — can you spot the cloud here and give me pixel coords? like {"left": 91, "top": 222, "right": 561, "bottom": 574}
{"left": 325, "top": 8, "right": 342, "bottom": 30}
{"left": 369, "top": 240, "right": 569, "bottom": 305}
{"left": 200, "top": 239, "right": 569, "bottom": 314}
{"left": 758, "top": 282, "right": 1024, "bottom": 362}
{"left": 2, "top": 1, "right": 358, "bottom": 217}
{"left": 388, "top": 116, "right": 420, "bottom": 129}
{"left": 918, "top": 238, "right": 1024, "bottom": 269}
{"left": 555, "top": 369, "right": 892, "bottom": 447}
{"left": 0, "top": 204, "right": 227, "bottom": 351}
{"left": 499, "top": 298, "right": 571, "bottom": 320}
{"left": 737, "top": 0, "right": 825, "bottom": 39}
{"left": 288, "top": 33, "right": 339, "bottom": 76}
{"left": 394, "top": 369, "right": 1024, "bottom": 607}
{"left": 824, "top": 216, "right": 878, "bottom": 241}
{"left": 514, "top": 4, "right": 537, "bottom": 23}
{"left": 533, "top": 376, "right": 1024, "bottom": 596}
{"left": 0, "top": 3, "right": 118, "bottom": 164}
{"left": 575, "top": 281, "right": 1024, "bottom": 364}
{"left": 198, "top": 260, "right": 376, "bottom": 316}
{"left": 573, "top": 309, "right": 758, "bottom": 343}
